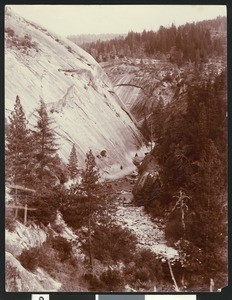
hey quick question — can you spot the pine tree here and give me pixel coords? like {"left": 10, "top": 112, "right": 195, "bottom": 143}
{"left": 67, "top": 144, "right": 78, "bottom": 179}
{"left": 32, "top": 100, "right": 59, "bottom": 187}
{"left": 151, "top": 99, "right": 164, "bottom": 141}
{"left": 5, "top": 95, "right": 33, "bottom": 186}
{"left": 82, "top": 150, "right": 100, "bottom": 194}
{"left": 60, "top": 149, "right": 112, "bottom": 235}
{"left": 141, "top": 116, "right": 151, "bottom": 145}
{"left": 82, "top": 150, "right": 101, "bottom": 270}
{"left": 155, "top": 71, "right": 227, "bottom": 287}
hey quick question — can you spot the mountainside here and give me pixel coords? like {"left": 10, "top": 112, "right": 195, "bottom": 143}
{"left": 5, "top": 8, "right": 144, "bottom": 178}
{"left": 102, "top": 59, "right": 179, "bottom": 122}
{"left": 5, "top": 7, "right": 227, "bottom": 292}
{"left": 102, "top": 56, "right": 226, "bottom": 125}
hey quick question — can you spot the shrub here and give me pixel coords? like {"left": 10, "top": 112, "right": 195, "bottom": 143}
{"left": 18, "top": 247, "right": 41, "bottom": 272}
{"left": 84, "top": 273, "right": 104, "bottom": 291}
{"left": 123, "top": 248, "right": 163, "bottom": 288}
{"left": 5, "top": 28, "right": 39, "bottom": 53}
{"left": 84, "top": 269, "right": 124, "bottom": 291}
{"left": 51, "top": 236, "right": 72, "bottom": 262}
{"left": 60, "top": 194, "right": 89, "bottom": 229}
{"left": 88, "top": 223, "right": 137, "bottom": 263}
{"left": 99, "top": 268, "right": 124, "bottom": 291}
{"left": 37, "top": 248, "right": 56, "bottom": 273}
{"left": 18, "top": 238, "right": 77, "bottom": 278}
{"left": 134, "top": 266, "right": 151, "bottom": 282}
{"left": 5, "top": 27, "right": 15, "bottom": 37}
{"left": 29, "top": 186, "right": 63, "bottom": 226}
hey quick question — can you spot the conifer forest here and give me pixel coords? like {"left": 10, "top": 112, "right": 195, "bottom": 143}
{"left": 5, "top": 6, "right": 227, "bottom": 292}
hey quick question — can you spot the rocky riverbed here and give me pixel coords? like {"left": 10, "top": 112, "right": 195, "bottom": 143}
{"left": 109, "top": 177, "right": 179, "bottom": 262}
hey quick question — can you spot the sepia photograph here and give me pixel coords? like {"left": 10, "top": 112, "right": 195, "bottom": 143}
{"left": 5, "top": 4, "right": 227, "bottom": 292}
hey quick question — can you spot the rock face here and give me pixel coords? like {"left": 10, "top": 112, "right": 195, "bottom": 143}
{"left": 102, "top": 60, "right": 179, "bottom": 122}
{"left": 132, "top": 153, "right": 161, "bottom": 202}
{"left": 5, "top": 214, "right": 83, "bottom": 292}
{"left": 5, "top": 8, "right": 144, "bottom": 178}
{"left": 6, "top": 252, "right": 61, "bottom": 292}
{"left": 6, "top": 221, "right": 47, "bottom": 257}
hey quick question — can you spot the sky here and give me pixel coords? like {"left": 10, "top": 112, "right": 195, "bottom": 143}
{"left": 8, "top": 5, "right": 226, "bottom": 37}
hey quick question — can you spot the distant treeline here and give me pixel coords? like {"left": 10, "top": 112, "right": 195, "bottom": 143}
{"left": 68, "top": 33, "right": 126, "bottom": 45}
{"left": 69, "top": 16, "right": 226, "bottom": 65}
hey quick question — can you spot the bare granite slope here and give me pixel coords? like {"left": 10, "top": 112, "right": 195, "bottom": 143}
{"left": 5, "top": 8, "right": 144, "bottom": 178}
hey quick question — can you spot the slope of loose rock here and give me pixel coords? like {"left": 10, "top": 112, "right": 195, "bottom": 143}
{"left": 113, "top": 201, "right": 178, "bottom": 261}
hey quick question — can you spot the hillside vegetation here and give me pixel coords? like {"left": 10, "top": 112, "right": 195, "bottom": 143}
{"left": 72, "top": 16, "right": 226, "bottom": 65}
{"left": 5, "top": 9, "right": 227, "bottom": 292}
{"left": 133, "top": 69, "right": 227, "bottom": 291}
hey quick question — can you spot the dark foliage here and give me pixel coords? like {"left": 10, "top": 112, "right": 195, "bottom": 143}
{"left": 123, "top": 248, "right": 163, "bottom": 287}
{"left": 99, "top": 268, "right": 124, "bottom": 291}
{"left": 76, "top": 17, "right": 226, "bottom": 64}
{"left": 60, "top": 193, "right": 89, "bottom": 229}
{"left": 135, "top": 70, "right": 227, "bottom": 287}
{"left": 29, "top": 185, "right": 64, "bottom": 225}
{"left": 32, "top": 100, "right": 60, "bottom": 188}
{"left": 5, "top": 28, "right": 39, "bottom": 53}
{"left": 87, "top": 223, "right": 137, "bottom": 263}
{"left": 5, "top": 96, "right": 34, "bottom": 186}
{"left": 84, "top": 268, "right": 124, "bottom": 291}
{"left": 18, "top": 247, "right": 41, "bottom": 272}
{"left": 67, "top": 144, "right": 78, "bottom": 179}
{"left": 51, "top": 236, "right": 73, "bottom": 262}
{"left": 134, "top": 175, "right": 163, "bottom": 207}
{"left": 60, "top": 150, "right": 105, "bottom": 229}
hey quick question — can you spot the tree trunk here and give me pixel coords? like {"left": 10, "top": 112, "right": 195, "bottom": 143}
{"left": 181, "top": 272, "right": 186, "bottom": 290}
{"left": 167, "top": 259, "right": 180, "bottom": 291}
{"left": 210, "top": 278, "right": 214, "bottom": 292}
{"left": 180, "top": 190, "right": 185, "bottom": 235}
{"left": 87, "top": 216, "right": 93, "bottom": 271}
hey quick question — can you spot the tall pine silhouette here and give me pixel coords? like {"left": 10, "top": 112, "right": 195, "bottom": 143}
{"left": 67, "top": 144, "right": 78, "bottom": 179}
{"left": 5, "top": 95, "right": 33, "bottom": 186}
{"left": 82, "top": 150, "right": 101, "bottom": 270}
{"left": 32, "top": 100, "right": 59, "bottom": 187}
